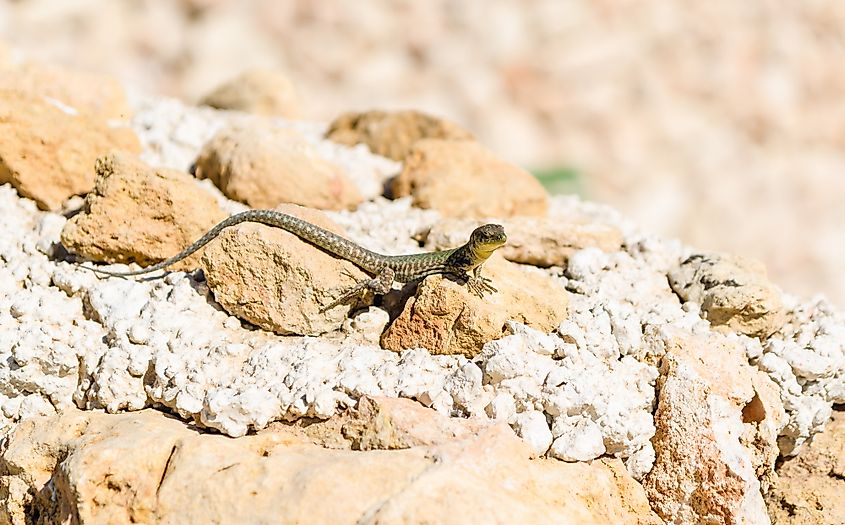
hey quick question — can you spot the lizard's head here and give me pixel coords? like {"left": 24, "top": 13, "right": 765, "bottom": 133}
{"left": 469, "top": 224, "right": 507, "bottom": 254}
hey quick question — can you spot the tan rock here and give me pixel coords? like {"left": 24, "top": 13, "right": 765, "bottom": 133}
{"left": 765, "top": 410, "right": 845, "bottom": 525}
{"left": 201, "top": 204, "right": 371, "bottom": 336}
{"left": 61, "top": 153, "right": 227, "bottom": 269}
{"left": 426, "top": 217, "right": 623, "bottom": 267}
{"left": 381, "top": 253, "right": 568, "bottom": 357}
{"left": 0, "top": 61, "right": 132, "bottom": 120}
{"left": 389, "top": 139, "right": 548, "bottom": 219}
{"left": 0, "top": 406, "right": 661, "bottom": 525}
{"left": 325, "top": 109, "right": 474, "bottom": 161}
{"left": 195, "top": 123, "right": 362, "bottom": 210}
{"left": 669, "top": 252, "right": 787, "bottom": 338}
{"left": 643, "top": 327, "right": 787, "bottom": 525}
{"left": 199, "top": 68, "right": 301, "bottom": 118}
{"left": 341, "top": 396, "right": 493, "bottom": 450}
{"left": 0, "top": 90, "right": 141, "bottom": 211}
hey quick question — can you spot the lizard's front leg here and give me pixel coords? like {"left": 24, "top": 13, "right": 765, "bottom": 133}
{"left": 463, "top": 265, "right": 497, "bottom": 297}
{"left": 322, "top": 266, "right": 395, "bottom": 311}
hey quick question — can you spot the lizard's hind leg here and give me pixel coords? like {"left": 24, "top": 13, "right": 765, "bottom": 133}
{"left": 321, "top": 267, "right": 395, "bottom": 312}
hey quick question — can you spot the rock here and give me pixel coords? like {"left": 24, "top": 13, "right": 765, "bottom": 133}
{"left": 0, "top": 406, "right": 662, "bottom": 525}
{"left": 194, "top": 123, "right": 362, "bottom": 210}
{"left": 765, "top": 409, "right": 845, "bottom": 525}
{"left": 201, "top": 204, "right": 371, "bottom": 336}
{"left": 760, "top": 297, "right": 845, "bottom": 455}
{"left": 61, "top": 153, "right": 227, "bottom": 269}
{"left": 0, "top": 61, "right": 132, "bottom": 120}
{"left": 388, "top": 139, "right": 548, "bottom": 219}
{"left": 341, "top": 396, "right": 492, "bottom": 450}
{"left": 325, "top": 109, "right": 474, "bottom": 161}
{"left": 643, "top": 327, "right": 787, "bottom": 525}
{"left": 0, "top": 90, "right": 141, "bottom": 211}
{"left": 669, "top": 252, "right": 787, "bottom": 338}
{"left": 198, "top": 68, "right": 301, "bottom": 118}
{"left": 549, "top": 416, "right": 607, "bottom": 462}
{"left": 511, "top": 410, "right": 553, "bottom": 455}
{"left": 426, "top": 217, "right": 623, "bottom": 267}
{"left": 381, "top": 254, "right": 568, "bottom": 357}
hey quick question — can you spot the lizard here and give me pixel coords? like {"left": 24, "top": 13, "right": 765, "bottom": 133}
{"left": 84, "top": 209, "right": 508, "bottom": 307}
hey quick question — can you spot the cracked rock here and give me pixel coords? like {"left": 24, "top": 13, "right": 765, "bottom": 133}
{"left": 669, "top": 252, "right": 787, "bottom": 338}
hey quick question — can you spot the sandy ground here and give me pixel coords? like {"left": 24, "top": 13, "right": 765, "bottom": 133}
{"left": 0, "top": 0, "right": 842, "bottom": 307}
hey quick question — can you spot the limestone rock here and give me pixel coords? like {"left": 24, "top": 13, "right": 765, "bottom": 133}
{"left": 341, "top": 396, "right": 493, "bottom": 450}
{"left": 325, "top": 109, "right": 473, "bottom": 161}
{"left": 0, "top": 61, "right": 132, "bottom": 120}
{"left": 643, "top": 327, "right": 787, "bottom": 525}
{"left": 426, "top": 217, "right": 623, "bottom": 267}
{"left": 198, "top": 68, "right": 301, "bottom": 118}
{"left": 61, "top": 153, "right": 227, "bottom": 269}
{"left": 765, "top": 409, "right": 845, "bottom": 525}
{"left": 0, "top": 406, "right": 661, "bottom": 525}
{"left": 669, "top": 252, "right": 787, "bottom": 338}
{"left": 0, "top": 90, "right": 140, "bottom": 211}
{"left": 381, "top": 254, "right": 568, "bottom": 357}
{"left": 389, "top": 139, "right": 548, "bottom": 218}
{"left": 195, "top": 124, "right": 362, "bottom": 210}
{"left": 201, "top": 204, "right": 371, "bottom": 336}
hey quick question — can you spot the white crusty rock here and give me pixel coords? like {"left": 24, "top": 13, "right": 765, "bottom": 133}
{"left": 549, "top": 416, "right": 607, "bottom": 462}
{"left": 511, "top": 410, "right": 553, "bottom": 456}
{"left": 757, "top": 295, "right": 845, "bottom": 455}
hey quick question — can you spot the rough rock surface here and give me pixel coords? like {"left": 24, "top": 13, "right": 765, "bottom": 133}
{"left": 426, "top": 215, "right": 623, "bottom": 267}
{"left": 0, "top": 404, "right": 662, "bottom": 525}
{"left": 199, "top": 67, "right": 301, "bottom": 118}
{"left": 765, "top": 409, "right": 845, "bottom": 525}
{"left": 0, "top": 90, "right": 140, "bottom": 210}
{"left": 325, "top": 109, "right": 474, "bottom": 161}
{"left": 202, "top": 204, "right": 371, "bottom": 336}
{"left": 194, "top": 123, "right": 362, "bottom": 210}
{"left": 0, "top": 60, "right": 132, "bottom": 120}
{"left": 670, "top": 253, "right": 787, "bottom": 338}
{"left": 758, "top": 298, "right": 845, "bottom": 455}
{"left": 643, "top": 327, "right": 786, "bottom": 525}
{"left": 381, "top": 254, "right": 569, "bottom": 357}
{"left": 389, "top": 139, "right": 549, "bottom": 218}
{"left": 61, "top": 153, "right": 227, "bottom": 269}
{"left": 3, "top": 93, "right": 845, "bottom": 523}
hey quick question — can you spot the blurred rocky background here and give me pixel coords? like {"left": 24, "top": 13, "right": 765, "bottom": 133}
{"left": 1, "top": 0, "right": 842, "bottom": 307}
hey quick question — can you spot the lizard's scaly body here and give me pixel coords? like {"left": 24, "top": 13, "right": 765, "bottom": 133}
{"left": 86, "top": 210, "right": 507, "bottom": 299}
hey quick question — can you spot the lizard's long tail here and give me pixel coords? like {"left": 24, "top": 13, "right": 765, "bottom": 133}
{"left": 85, "top": 209, "right": 385, "bottom": 277}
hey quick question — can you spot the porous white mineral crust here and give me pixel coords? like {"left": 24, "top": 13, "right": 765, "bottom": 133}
{"left": 1, "top": 95, "right": 843, "bottom": 485}
{"left": 757, "top": 295, "right": 845, "bottom": 455}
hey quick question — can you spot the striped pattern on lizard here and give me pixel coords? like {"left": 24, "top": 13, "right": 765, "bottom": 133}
{"left": 84, "top": 209, "right": 507, "bottom": 306}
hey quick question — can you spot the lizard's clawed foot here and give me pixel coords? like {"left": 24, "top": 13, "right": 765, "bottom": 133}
{"left": 465, "top": 275, "right": 497, "bottom": 297}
